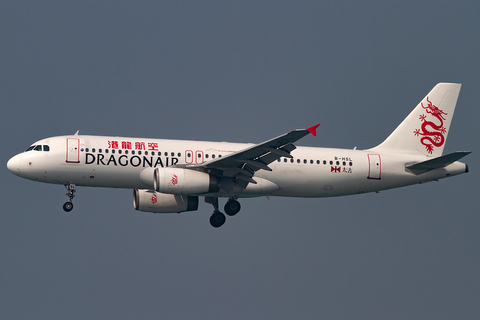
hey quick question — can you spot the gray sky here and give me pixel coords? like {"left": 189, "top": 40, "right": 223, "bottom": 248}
{"left": 1, "top": 1, "right": 479, "bottom": 319}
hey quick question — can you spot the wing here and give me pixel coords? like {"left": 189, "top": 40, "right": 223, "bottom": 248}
{"left": 186, "top": 124, "right": 320, "bottom": 188}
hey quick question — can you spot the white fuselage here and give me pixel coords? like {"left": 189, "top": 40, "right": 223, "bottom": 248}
{"left": 7, "top": 135, "right": 467, "bottom": 198}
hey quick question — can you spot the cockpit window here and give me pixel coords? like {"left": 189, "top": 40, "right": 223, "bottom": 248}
{"left": 25, "top": 145, "right": 50, "bottom": 152}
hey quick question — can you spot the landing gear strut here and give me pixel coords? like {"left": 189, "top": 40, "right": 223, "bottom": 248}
{"left": 205, "top": 197, "right": 242, "bottom": 228}
{"left": 63, "top": 184, "right": 76, "bottom": 212}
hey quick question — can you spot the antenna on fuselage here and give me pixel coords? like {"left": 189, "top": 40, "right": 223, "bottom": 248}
{"left": 74, "top": 130, "right": 79, "bottom": 135}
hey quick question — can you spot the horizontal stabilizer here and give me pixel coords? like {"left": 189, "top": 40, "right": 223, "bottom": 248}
{"left": 406, "top": 151, "right": 471, "bottom": 174}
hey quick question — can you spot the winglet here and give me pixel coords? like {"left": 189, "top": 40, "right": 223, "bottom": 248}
{"left": 306, "top": 124, "right": 320, "bottom": 136}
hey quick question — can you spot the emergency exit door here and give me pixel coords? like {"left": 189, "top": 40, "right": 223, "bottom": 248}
{"left": 367, "top": 154, "right": 381, "bottom": 179}
{"left": 66, "top": 138, "right": 80, "bottom": 163}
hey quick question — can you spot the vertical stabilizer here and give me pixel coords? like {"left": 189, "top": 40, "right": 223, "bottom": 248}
{"left": 371, "top": 83, "right": 461, "bottom": 157}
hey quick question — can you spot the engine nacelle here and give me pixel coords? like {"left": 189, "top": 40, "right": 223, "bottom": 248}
{"left": 133, "top": 189, "right": 198, "bottom": 213}
{"left": 154, "top": 167, "right": 220, "bottom": 195}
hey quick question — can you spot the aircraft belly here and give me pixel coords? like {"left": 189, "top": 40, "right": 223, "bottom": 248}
{"left": 48, "top": 164, "right": 143, "bottom": 188}
{"left": 259, "top": 165, "right": 368, "bottom": 198}
{"left": 260, "top": 154, "right": 430, "bottom": 198}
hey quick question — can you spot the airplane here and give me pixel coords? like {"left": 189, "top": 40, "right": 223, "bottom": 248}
{"left": 7, "top": 83, "right": 470, "bottom": 228}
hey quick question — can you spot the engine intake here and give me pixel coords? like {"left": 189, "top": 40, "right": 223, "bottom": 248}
{"left": 133, "top": 189, "right": 198, "bottom": 213}
{"left": 154, "top": 167, "right": 220, "bottom": 195}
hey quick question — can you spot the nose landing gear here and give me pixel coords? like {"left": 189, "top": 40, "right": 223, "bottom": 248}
{"left": 63, "top": 184, "right": 76, "bottom": 212}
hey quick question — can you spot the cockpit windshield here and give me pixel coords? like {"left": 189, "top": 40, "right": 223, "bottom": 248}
{"left": 25, "top": 145, "right": 50, "bottom": 152}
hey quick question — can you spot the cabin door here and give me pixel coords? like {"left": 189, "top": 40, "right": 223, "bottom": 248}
{"left": 66, "top": 138, "right": 80, "bottom": 163}
{"left": 367, "top": 154, "right": 381, "bottom": 179}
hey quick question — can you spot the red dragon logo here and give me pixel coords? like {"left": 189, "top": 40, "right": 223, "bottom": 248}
{"left": 150, "top": 193, "right": 157, "bottom": 204}
{"left": 171, "top": 174, "right": 178, "bottom": 185}
{"left": 413, "top": 97, "right": 448, "bottom": 154}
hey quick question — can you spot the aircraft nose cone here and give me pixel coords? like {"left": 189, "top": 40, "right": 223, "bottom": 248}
{"left": 7, "top": 155, "right": 21, "bottom": 175}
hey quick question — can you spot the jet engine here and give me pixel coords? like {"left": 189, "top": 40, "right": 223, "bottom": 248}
{"left": 133, "top": 189, "right": 198, "bottom": 213}
{"left": 154, "top": 167, "right": 220, "bottom": 195}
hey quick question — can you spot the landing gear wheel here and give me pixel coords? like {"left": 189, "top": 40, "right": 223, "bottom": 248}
{"left": 63, "top": 202, "right": 74, "bottom": 212}
{"left": 210, "top": 211, "right": 226, "bottom": 228}
{"left": 224, "top": 200, "right": 241, "bottom": 216}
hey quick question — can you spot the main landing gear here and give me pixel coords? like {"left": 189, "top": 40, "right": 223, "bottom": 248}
{"left": 224, "top": 199, "right": 241, "bottom": 216}
{"left": 205, "top": 197, "right": 241, "bottom": 228}
{"left": 63, "top": 184, "right": 76, "bottom": 212}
